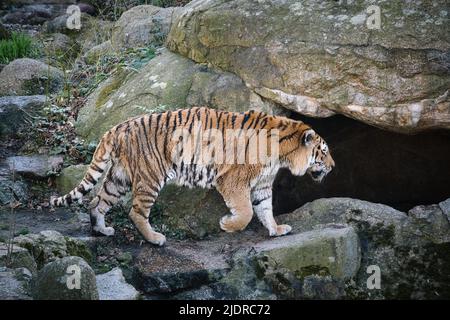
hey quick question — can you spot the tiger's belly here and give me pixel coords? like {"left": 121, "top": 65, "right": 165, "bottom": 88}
{"left": 170, "top": 163, "right": 217, "bottom": 189}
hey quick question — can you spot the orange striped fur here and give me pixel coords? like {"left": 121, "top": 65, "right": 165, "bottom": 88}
{"left": 51, "top": 107, "right": 334, "bottom": 245}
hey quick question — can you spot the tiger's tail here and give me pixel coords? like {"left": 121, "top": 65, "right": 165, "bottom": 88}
{"left": 50, "top": 133, "right": 114, "bottom": 207}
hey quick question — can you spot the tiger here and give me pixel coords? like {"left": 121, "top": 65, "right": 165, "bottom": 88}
{"left": 51, "top": 107, "right": 335, "bottom": 246}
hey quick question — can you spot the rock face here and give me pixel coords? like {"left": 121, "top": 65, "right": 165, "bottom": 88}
{"left": 96, "top": 267, "right": 140, "bottom": 300}
{"left": 112, "top": 5, "right": 181, "bottom": 50}
{"left": 167, "top": 0, "right": 450, "bottom": 133}
{"left": 0, "top": 95, "right": 47, "bottom": 137}
{"left": 7, "top": 155, "right": 63, "bottom": 179}
{"left": 0, "top": 58, "right": 64, "bottom": 96}
{"left": 32, "top": 256, "right": 98, "bottom": 300}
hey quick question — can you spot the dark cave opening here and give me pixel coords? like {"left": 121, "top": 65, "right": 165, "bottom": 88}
{"left": 272, "top": 113, "right": 450, "bottom": 215}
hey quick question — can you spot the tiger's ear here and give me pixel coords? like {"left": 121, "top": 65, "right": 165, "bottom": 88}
{"left": 302, "top": 129, "right": 315, "bottom": 146}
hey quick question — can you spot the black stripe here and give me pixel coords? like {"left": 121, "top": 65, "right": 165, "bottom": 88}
{"left": 241, "top": 113, "right": 251, "bottom": 129}
{"left": 85, "top": 173, "right": 96, "bottom": 184}
{"left": 178, "top": 109, "right": 183, "bottom": 125}
{"left": 91, "top": 163, "right": 104, "bottom": 173}
{"left": 279, "top": 130, "right": 298, "bottom": 143}
{"left": 252, "top": 196, "right": 270, "bottom": 206}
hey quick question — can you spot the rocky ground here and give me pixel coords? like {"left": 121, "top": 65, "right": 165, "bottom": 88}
{"left": 0, "top": 0, "right": 449, "bottom": 300}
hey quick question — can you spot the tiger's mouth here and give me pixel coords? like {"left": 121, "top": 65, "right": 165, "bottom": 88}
{"left": 308, "top": 169, "right": 327, "bottom": 182}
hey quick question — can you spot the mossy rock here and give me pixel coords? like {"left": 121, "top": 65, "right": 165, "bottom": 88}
{"left": 55, "top": 164, "right": 89, "bottom": 194}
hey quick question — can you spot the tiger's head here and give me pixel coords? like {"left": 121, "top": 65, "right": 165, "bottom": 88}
{"left": 280, "top": 125, "right": 335, "bottom": 183}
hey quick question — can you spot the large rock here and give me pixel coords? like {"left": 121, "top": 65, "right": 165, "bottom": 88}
{"left": 112, "top": 5, "right": 181, "bottom": 50}
{"left": 172, "top": 225, "right": 360, "bottom": 300}
{"left": 278, "top": 198, "right": 450, "bottom": 299}
{"left": 7, "top": 155, "right": 63, "bottom": 179}
{"left": 76, "top": 48, "right": 278, "bottom": 144}
{"left": 0, "top": 243, "right": 37, "bottom": 274}
{"left": 0, "top": 59, "right": 64, "bottom": 96}
{"left": 55, "top": 164, "right": 89, "bottom": 194}
{"left": 0, "top": 95, "right": 47, "bottom": 137}
{"left": 32, "top": 256, "right": 98, "bottom": 300}
{"left": 0, "top": 267, "right": 32, "bottom": 300}
{"left": 133, "top": 244, "right": 228, "bottom": 295}
{"left": 167, "top": 0, "right": 450, "bottom": 133}
{"left": 96, "top": 267, "right": 140, "bottom": 300}
{"left": 153, "top": 184, "right": 227, "bottom": 239}
{"left": 14, "top": 230, "right": 92, "bottom": 269}
{"left": 254, "top": 226, "right": 360, "bottom": 281}
{"left": 1, "top": 4, "right": 70, "bottom": 25}
{"left": 0, "top": 179, "right": 29, "bottom": 206}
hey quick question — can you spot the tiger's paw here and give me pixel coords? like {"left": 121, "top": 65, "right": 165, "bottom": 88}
{"left": 147, "top": 232, "right": 166, "bottom": 246}
{"left": 92, "top": 226, "right": 115, "bottom": 237}
{"left": 272, "top": 224, "right": 292, "bottom": 237}
{"left": 220, "top": 215, "right": 239, "bottom": 233}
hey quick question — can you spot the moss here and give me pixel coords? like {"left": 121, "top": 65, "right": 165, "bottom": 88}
{"left": 298, "top": 265, "right": 330, "bottom": 278}
{"left": 65, "top": 237, "right": 93, "bottom": 264}
{"left": 95, "top": 68, "right": 129, "bottom": 108}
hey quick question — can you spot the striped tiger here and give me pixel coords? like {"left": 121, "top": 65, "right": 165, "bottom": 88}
{"left": 51, "top": 107, "right": 334, "bottom": 246}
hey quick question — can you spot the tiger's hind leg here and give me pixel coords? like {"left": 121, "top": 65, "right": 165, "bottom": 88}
{"left": 128, "top": 185, "right": 166, "bottom": 246}
{"left": 90, "top": 165, "right": 129, "bottom": 237}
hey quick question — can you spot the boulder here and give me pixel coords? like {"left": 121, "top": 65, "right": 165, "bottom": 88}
{"left": 167, "top": 0, "right": 450, "bottom": 133}
{"left": 0, "top": 243, "right": 37, "bottom": 274}
{"left": 7, "top": 155, "right": 63, "bottom": 179}
{"left": 55, "top": 164, "right": 89, "bottom": 194}
{"left": 14, "top": 230, "right": 92, "bottom": 269}
{"left": 76, "top": 48, "right": 278, "bottom": 145}
{"left": 32, "top": 256, "right": 98, "bottom": 300}
{"left": 96, "top": 267, "right": 140, "bottom": 300}
{"left": 0, "top": 95, "right": 47, "bottom": 137}
{"left": 254, "top": 226, "right": 360, "bottom": 281}
{"left": 1, "top": 4, "right": 69, "bottom": 25}
{"left": 0, "top": 267, "right": 32, "bottom": 300}
{"left": 152, "top": 184, "right": 228, "bottom": 239}
{"left": 111, "top": 5, "right": 181, "bottom": 50}
{"left": 0, "top": 58, "right": 64, "bottom": 96}
{"left": 83, "top": 40, "right": 113, "bottom": 64}
{"left": 278, "top": 198, "right": 450, "bottom": 299}
{"left": 133, "top": 242, "right": 229, "bottom": 295}
{"left": 43, "top": 32, "right": 77, "bottom": 55}
{"left": 0, "top": 178, "right": 29, "bottom": 206}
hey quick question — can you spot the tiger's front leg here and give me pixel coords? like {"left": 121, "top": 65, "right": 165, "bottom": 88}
{"left": 251, "top": 185, "right": 292, "bottom": 237}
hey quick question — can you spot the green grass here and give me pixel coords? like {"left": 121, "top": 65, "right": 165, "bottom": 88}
{"left": 0, "top": 32, "right": 38, "bottom": 64}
